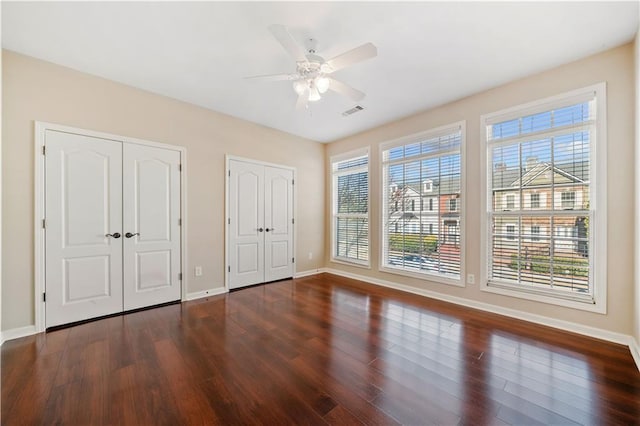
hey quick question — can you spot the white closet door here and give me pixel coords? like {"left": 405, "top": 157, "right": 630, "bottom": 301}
{"left": 228, "top": 160, "right": 265, "bottom": 289}
{"left": 122, "top": 144, "right": 181, "bottom": 310}
{"left": 45, "top": 130, "right": 124, "bottom": 328}
{"left": 264, "top": 166, "right": 294, "bottom": 282}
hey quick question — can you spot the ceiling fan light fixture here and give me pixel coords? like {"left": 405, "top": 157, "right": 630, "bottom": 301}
{"left": 308, "top": 85, "right": 321, "bottom": 102}
{"left": 292, "top": 80, "right": 307, "bottom": 95}
{"left": 315, "top": 76, "right": 330, "bottom": 94}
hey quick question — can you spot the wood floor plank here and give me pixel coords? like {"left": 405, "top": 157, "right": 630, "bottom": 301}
{"left": 2, "top": 273, "right": 640, "bottom": 425}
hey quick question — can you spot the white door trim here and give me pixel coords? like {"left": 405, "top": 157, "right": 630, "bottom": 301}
{"left": 34, "top": 121, "right": 188, "bottom": 333}
{"left": 224, "top": 155, "right": 297, "bottom": 291}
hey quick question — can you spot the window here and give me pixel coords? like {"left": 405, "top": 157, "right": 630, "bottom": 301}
{"left": 531, "top": 225, "right": 541, "bottom": 241}
{"left": 483, "top": 83, "right": 606, "bottom": 311}
{"left": 381, "top": 122, "right": 463, "bottom": 283}
{"left": 561, "top": 191, "right": 576, "bottom": 209}
{"left": 505, "top": 194, "right": 516, "bottom": 210}
{"left": 332, "top": 150, "right": 369, "bottom": 266}
{"left": 530, "top": 193, "right": 541, "bottom": 209}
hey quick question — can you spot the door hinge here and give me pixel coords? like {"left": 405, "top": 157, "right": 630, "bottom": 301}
{"left": 42, "top": 219, "right": 46, "bottom": 229}
{"left": 292, "top": 257, "right": 295, "bottom": 263}
{"left": 228, "top": 266, "right": 231, "bottom": 273}
{"left": 178, "top": 218, "right": 182, "bottom": 226}
{"left": 179, "top": 164, "right": 182, "bottom": 172}
{"left": 178, "top": 273, "right": 182, "bottom": 280}
{"left": 228, "top": 218, "right": 230, "bottom": 225}
{"left": 42, "top": 146, "right": 46, "bottom": 155}
{"left": 228, "top": 170, "right": 231, "bottom": 177}
{"left": 292, "top": 218, "right": 295, "bottom": 224}
{"left": 292, "top": 179, "right": 294, "bottom": 185}
{"left": 42, "top": 292, "right": 46, "bottom": 302}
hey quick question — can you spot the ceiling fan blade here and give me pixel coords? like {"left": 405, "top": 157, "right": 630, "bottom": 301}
{"left": 268, "top": 24, "right": 307, "bottom": 62}
{"left": 328, "top": 78, "right": 365, "bottom": 102}
{"left": 244, "top": 73, "right": 297, "bottom": 82}
{"left": 296, "top": 90, "right": 309, "bottom": 110}
{"left": 324, "top": 43, "right": 377, "bottom": 73}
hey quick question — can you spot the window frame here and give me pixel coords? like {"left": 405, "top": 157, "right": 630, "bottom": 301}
{"left": 330, "top": 148, "right": 371, "bottom": 268}
{"left": 378, "top": 121, "right": 466, "bottom": 287}
{"left": 480, "top": 83, "right": 607, "bottom": 314}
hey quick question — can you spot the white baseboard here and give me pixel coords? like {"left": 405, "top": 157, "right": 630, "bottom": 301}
{"left": 294, "top": 268, "right": 327, "bottom": 279}
{"left": 0, "top": 325, "right": 38, "bottom": 346}
{"left": 629, "top": 337, "right": 640, "bottom": 372}
{"left": 185, "top": 287, "right": 228, "bottom": 301}
{"left": 324, "top": 268, "right": 639, "bottom": 369}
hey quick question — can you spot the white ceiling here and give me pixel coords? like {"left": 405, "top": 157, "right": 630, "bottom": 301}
{"left": 2, "top": 2, "right": 638, "bottom": 143}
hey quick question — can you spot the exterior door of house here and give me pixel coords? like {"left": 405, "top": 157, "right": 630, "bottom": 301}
{"left": 45, "top": 130, "right": 182, "bottom": 328}
{"left": 228, "top": 159, "right": 294, "bottom": 289}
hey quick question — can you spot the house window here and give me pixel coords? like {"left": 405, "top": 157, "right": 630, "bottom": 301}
{"left": 561, "top": 191, "right": 576, "bottom": 209}
{"left": 505, "top": 194, "right": 516, "bottom": 210}
{"left": 331, "top": 150, "right": 369, "bottom": 266}
{"left": 531, "top": 225, "right": 540, "bottom": 241}
{"left": 411, "top": 199, "right": 415, "bottom": 211}
{"left": 381, "top": 122, "right": 463, "bottom": 282}
{"left": 483, "top": 84, "right": 605, "bottom": 311}
{"left": 530, "top": 193, "right": 541, "bottom": 209}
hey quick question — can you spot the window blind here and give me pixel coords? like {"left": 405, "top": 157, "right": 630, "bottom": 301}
{"left": 381, "top": 125, "right": 462, "bottom": 279}
{"left": 486, "top": 95, "right": 595, "bottom": 301}
{"left": 332, "top": 153, "right": 369, "bottom": 264}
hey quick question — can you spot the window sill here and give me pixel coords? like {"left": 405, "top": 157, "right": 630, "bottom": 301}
{"left": 481, "top": 280, "right": 605, "bottom": 314}
{"left": 379, "top": 266, "right": 464, "bottom": 288}
{"left": 330, "top": 258, "right": 371, "bottom": 270}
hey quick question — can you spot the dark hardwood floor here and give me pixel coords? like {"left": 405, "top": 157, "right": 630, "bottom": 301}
{"left": 2, "top": 273, "right": 640, "bottom": 425}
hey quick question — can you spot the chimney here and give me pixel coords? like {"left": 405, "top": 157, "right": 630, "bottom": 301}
{"left": 525, "top": 156, "right": 538, "bottom": 171}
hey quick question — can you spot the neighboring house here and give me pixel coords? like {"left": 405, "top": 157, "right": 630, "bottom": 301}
{"left": 388, "top": 176, "right": 461, "bottom": 251}
{"left": 492, "top": 158, "right": 589, "bottom": 261}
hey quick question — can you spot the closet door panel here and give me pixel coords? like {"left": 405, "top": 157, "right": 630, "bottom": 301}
{"left": 45, "top": 130, "right": 124, "bottom": 328}
{"left": 228, "top": 160, "right": 265, "bottom": 289}
{"left": 123, "top": 144, "right": 181, "bottom": 310}
{"left": 264, "top": 166, "right": 294, "bottom": 282}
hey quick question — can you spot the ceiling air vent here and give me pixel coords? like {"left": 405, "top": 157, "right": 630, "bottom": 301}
{"left": 342, "top": 105, "right": 364, "bottom": 116}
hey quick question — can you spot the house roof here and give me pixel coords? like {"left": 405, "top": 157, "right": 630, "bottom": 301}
{"left": 493, "top": 160, "right": 588, "bottom": 190}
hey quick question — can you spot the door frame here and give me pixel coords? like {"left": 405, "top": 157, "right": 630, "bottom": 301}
{"left": 224, "top": 155, "right": 297, "bottom": 291}
{"left": 34, "top": 121, "right": 188, "bottom": 333}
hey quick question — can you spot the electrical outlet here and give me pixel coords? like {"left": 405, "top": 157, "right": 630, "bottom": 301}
{"left": 467, "top": 273, "right": 475, "bottom": 285}
{"left": 195, "top": 266, "right": 202, "bottom": 277}
{"left": 308, "top": 252, "right": 313, "bottom": 260}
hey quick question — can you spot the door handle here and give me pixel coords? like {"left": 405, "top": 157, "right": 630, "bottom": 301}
{"left": 106, "top": 232, "right": 121, "bottom": 239}
{"left": 125, "top": 232, "right": 140, "bottom": 238}
{"left": 258, "top": 228, "right": 264, "bottom": 232}
{"left": 265, "top": 228, "right": 275, "bottom": 232}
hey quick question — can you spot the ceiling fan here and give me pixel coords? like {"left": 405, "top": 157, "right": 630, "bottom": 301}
{"left": 246, "top": 25, "right": 377, "bottom": 110}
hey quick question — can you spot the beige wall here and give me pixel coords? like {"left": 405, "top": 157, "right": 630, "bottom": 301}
{"left": 2, "top": 50, "right": 325, "bottom": 331}
{"left": 326, "top": 43, "right": 636, "bottom": 335}
{"left": 635, "top": 31, "right": 640, "bottom": 345}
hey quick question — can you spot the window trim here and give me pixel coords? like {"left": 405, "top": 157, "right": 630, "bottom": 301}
{"left": 330, "top": 147, "right": 371, "bottom": 268}
{"left": 378, "top": 121, "right": 466, "bottom": 287}
{"left": 480, "top": 83, "right": 607, "bottom": 314}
